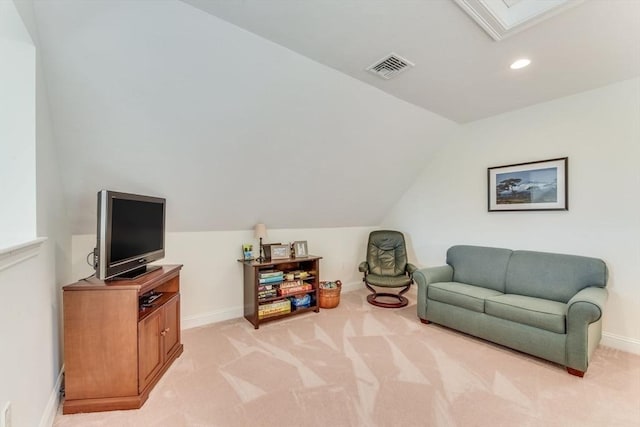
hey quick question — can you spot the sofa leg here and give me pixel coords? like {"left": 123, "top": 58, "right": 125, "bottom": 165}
{"left": 566, "top": 367, "right": 585, "bottom": 377}
{"left": 420, "top": 318, "right": 431, "bottom": 324}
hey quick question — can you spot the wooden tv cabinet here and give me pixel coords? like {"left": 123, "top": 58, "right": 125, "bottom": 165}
{"left": 62, "top": 265, "right": 183, "bottom": 414}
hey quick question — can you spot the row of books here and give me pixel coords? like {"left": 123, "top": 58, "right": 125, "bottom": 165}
{"left": 278, "top": 282, "right": 312, "bottom": 296}
{"left": 258, "top": 279, "right": 313, "bottom": 300}
{"left": 259, "top": 270, "right": 315, "bottom": 283}
{"left": 258, "top": 287, "right": 278, "bottom": 300}
{"left": 259, "top": 269, "right": 284, "bottom": 284}
{"left": 258, "top": 299, "right": 291, "bottom": 319}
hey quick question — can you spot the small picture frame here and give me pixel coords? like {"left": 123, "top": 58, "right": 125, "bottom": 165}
{"left": 262, "top": 243, "right": 281, "bottom": 260}
{"left": 270, "top": 244, "right": 290, "bottom": 260}
{"left": 242, "top": 243, "right": 253, "bottom": 260}
{"left": 293, "top": 240, "right": 308, "bottom": 258}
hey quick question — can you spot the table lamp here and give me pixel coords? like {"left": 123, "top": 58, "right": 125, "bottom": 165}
{"left": 254, "top": 223, "right": 267, "bottom": 262}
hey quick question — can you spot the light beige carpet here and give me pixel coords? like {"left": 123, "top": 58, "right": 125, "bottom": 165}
{"left": 54, "top": 288, "right": 640, "bottom": 426}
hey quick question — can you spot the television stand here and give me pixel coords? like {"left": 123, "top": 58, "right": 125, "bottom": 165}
{"left": 63, "top": 264, "right": 183, "bottom": 414}
{"left": 111, "top": 264, "right": 162, "bottom": 280}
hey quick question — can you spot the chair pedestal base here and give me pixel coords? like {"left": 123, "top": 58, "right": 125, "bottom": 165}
{"left": 366, "top": 292, "right": 409, "bottom": 308}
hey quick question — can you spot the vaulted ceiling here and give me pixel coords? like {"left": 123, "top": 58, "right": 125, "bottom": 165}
{"left": 23, "top": 0, "right": 640, "bottom": 234}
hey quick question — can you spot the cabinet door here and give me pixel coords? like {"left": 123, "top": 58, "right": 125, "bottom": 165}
{"left": 162, "top": 294, "right": 181, "bottom": 359}
{"left": 138, "top": 309, "right": 163, "bottom": 392}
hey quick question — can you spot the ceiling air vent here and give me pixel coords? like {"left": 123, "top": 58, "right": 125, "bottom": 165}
{"left": 366, "top": 53, "right": 415, "bottom": 80}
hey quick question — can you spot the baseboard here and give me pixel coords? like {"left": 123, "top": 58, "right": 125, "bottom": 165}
{"left": 601, "top": 332, "right": 640, "bottom": 355}
{"left": 182, "top": 306, "right": 244, "bottom": 329}
{"left": 182, "top": 284, "right": 363, "bottom": 330}
{"left": 39, "top": 365, "right": 64, "bottom": 427}
{"left": 340, "top": 280, "right": 362, "bottom": 293}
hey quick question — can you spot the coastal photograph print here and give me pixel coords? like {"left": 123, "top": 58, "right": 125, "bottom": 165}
{"left": 488, "top": 157, "right": 568, "bottom": 211}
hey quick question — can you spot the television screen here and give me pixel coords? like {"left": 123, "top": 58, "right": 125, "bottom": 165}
{"left": 96, "top": 190, "right": 165, "bottom": 280}
{"left": 110, "top": 198, "right": 164, "bottom": 263}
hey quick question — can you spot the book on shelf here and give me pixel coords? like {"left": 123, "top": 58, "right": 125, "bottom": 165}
{"left": 279, "top": 279, "right": 303, "bottom": 289}
{"left": 286, "top": 270, "right": 310, "bottom": 279}
{"left": 258, "top": 307, "right": 290, "bottom": 319}
{"left": 259, "top": 299, "right": 290, "bottom": 309}
{"left": 259, "top": 275, "right": 284, "bottom": 284}
{"left": 278, "top": 283, "right": 312, "bottom": 296}
{"left": 258, "top": 284, "right": 274, "bottom": 291}
{"left": 258, "top": 299, "right": 291, "bottom": 318}
{"left": 259, "top": 270, "right": 283, "bottom": 278}
{"left": 258, "top": 289, "right": 278, "bottom": 299}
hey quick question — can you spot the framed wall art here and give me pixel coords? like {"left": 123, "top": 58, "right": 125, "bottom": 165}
{"left": 488, "top": 157, "right": 568, "bottom": 212}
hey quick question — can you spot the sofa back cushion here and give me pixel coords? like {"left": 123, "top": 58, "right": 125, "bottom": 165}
{"left": 505, "top": 250, "right": 608, "bottom": 303}
{"left": 447, "top": 245, "right": 512, "bottom": 292}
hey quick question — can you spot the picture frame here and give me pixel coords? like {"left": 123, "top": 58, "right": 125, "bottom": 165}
{"left": 270, "top": 244, "right": 290, "bottom": 260}
{"left": 242, "top": 243, "right": 253, "bottom": 261}
{"left": 293, "top": 240, "right": 308, "bottom": 258}
{"left": 262, "top": 243, "right": 280, "bottom": 260}
{"left": 488, "top": 157, "right": 568, "bottom": 212}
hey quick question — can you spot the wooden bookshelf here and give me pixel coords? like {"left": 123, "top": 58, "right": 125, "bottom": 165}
{"left": 239, "top": 256, "right": 322, "bottom": 329}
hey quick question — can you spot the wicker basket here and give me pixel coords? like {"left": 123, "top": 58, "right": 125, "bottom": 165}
{"left": 319, "top": 280, "right": 342, "bottom": 309}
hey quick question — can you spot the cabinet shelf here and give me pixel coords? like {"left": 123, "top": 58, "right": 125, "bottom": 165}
{"left": 138, "top": 291, "right": 179, "bottom": 321}
{"left": 239, "top": 255, "right": 322, "bottom": 329}
{"left": 258, "top": 287, "right": 316, "bottom": 303}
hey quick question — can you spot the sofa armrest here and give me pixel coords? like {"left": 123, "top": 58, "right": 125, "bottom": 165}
{"left": 416, "top": 265, "right": 454, "bottom": 286}
{"left": 566, "top": 286, "right": 608, "bottom": 373}
{"left": 358, "top": 261, "right": 369, "bottom": 273}
{"left": 414, "top": 265, "right": 453, "bottom": 320}
{"left": 567, "top": 287, "right": 608, "bottom": 317}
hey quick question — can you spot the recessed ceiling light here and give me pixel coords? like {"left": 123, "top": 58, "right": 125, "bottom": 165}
{"left": 510, "top": 58, "right": 531, "bottom": 70}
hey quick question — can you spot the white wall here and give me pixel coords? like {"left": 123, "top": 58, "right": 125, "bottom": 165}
{"left": 73, "top": 226, "right": 376, "bottom": 328}
{"left": 0, "top": 2, "right": 72, "bottom": 427}
{"left": 383, "top": 78, "right": 640, "bottom": 353}
{"left": 32, "top": 0, "right": 456, "bottom": 235}
{"left": 0, "top": 0, "right": 36, "bottom": 248}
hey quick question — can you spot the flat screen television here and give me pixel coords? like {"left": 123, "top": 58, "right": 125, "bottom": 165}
{"left": 96, "top": 190, "right": 166, "bottom": 280}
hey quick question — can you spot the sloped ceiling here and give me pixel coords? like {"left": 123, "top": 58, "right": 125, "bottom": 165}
{"left": 27, "top": 0, "right": 639, "bottom": 234}
{"left": 182, "top": 0, "right": 640, "bottom": 123}
{"left": 30, "top": 0, "right": 455, "bottom": 234}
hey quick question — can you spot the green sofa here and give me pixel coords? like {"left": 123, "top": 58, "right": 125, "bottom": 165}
{"left": 415, "top": 245, "right": 608, "bottom": 377}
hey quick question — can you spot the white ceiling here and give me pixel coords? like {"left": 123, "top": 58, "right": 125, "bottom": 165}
{"left": 183, "top": 0, "right": 640, "bottom": 123}
{"left": 21, "top": 0, "right": 640, "bottom": 234}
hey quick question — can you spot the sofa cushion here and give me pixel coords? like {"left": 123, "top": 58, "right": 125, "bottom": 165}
{"left": 428, "top": 282, "right": 503, "bottom": 313}
{"left": 447, "top": 245, "right": 512, "bottom": 293}
{"left": 485, "top": 294, "right": 567, "bottom": 334}
{"left": 505, "top": 251, "right": 608, "bottom": 303}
